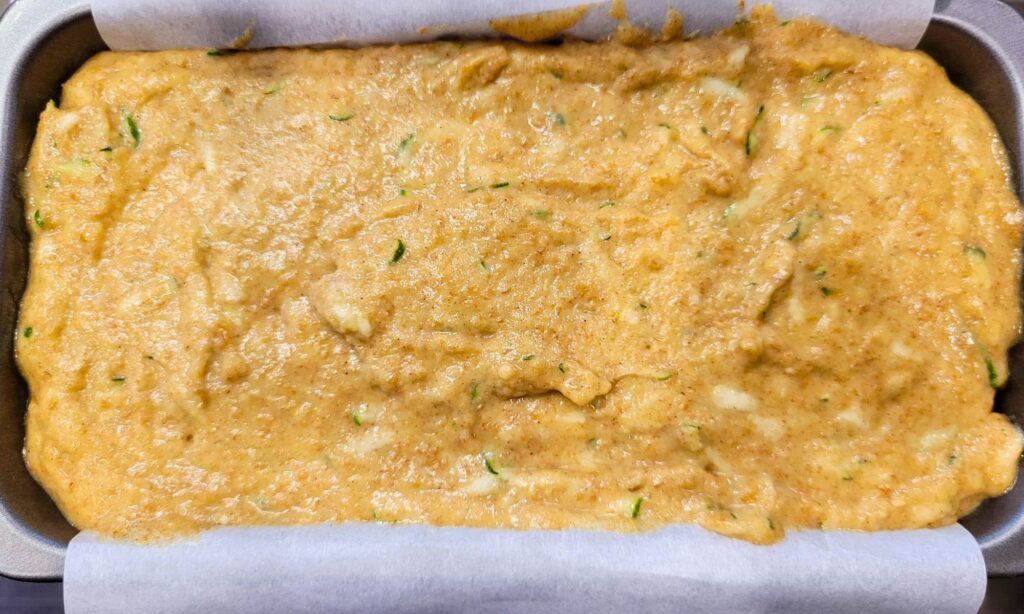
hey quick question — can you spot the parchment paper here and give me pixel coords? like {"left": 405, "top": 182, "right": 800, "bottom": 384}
{"left": 73, "top": 2, "right": 967, "bottom": 613}
{"left": 93, "top": 0, "right": 937, "bottom": 51}
{"left": 64, "top": 523, "right": 986, "bottom": 613}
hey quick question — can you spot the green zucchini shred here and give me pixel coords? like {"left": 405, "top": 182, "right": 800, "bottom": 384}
{"left": 124, "top": 113, "right": 141, "bottom": 148}
{"left": 963, "top": 244, "right": 986, "bottom": 260}
{"left": 745, "top": 105, "right": 765, "bottom": 156}
{"left": 985, "top": 356, "right": 1000, "bottom": 389}
{"left": 398, "top": 132, "right": 415, "bottom": 152}
{"left": 390, "top": 239, "right": 406, "bottom": 264}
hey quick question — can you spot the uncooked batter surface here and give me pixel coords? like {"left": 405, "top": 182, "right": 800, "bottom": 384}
{"left": 17, "top": 11, "right": 1023, "bottom": 542}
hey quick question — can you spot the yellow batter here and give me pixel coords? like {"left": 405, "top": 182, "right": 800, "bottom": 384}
{"left": 17, "top": 10, "right": 1023, "bottom": 543}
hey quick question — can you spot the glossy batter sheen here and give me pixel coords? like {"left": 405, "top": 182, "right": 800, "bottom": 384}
{"left": 17, "top": 11, "right": 1024, "bottom": 543}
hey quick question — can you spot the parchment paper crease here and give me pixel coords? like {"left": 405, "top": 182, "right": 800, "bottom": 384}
{"left": 65, "top": 523, "right": 985, "bottom": 613}
{"left": 93, "top": 0, "right": 936, "bottom": 50}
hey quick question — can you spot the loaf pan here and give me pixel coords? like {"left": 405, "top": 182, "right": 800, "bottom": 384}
{"left": 1, "top": 0, "right": 1023, "bottom": 581}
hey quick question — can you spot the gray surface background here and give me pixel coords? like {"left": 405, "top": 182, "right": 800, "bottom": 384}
{"left": 0, "top": 0, "right": 1021, "bottom": 611}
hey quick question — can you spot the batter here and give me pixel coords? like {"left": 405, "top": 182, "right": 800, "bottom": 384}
{"left": 17, "top": 9, "right": 1023, "bottom": 542}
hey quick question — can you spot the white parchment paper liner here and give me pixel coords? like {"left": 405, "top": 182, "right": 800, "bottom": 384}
{"left": 65, "top": 523, "right": 985, "bottom": 613}
{"left": 71, "top": 2, "right": 969, "bottom": 613}
{"left": 93, "top": 0, "right": 936, "bottom": 50}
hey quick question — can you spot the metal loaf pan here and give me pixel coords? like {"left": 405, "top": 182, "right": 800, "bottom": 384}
{"left": 1, "top": 0, "right": 1024, "bottom": 581}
